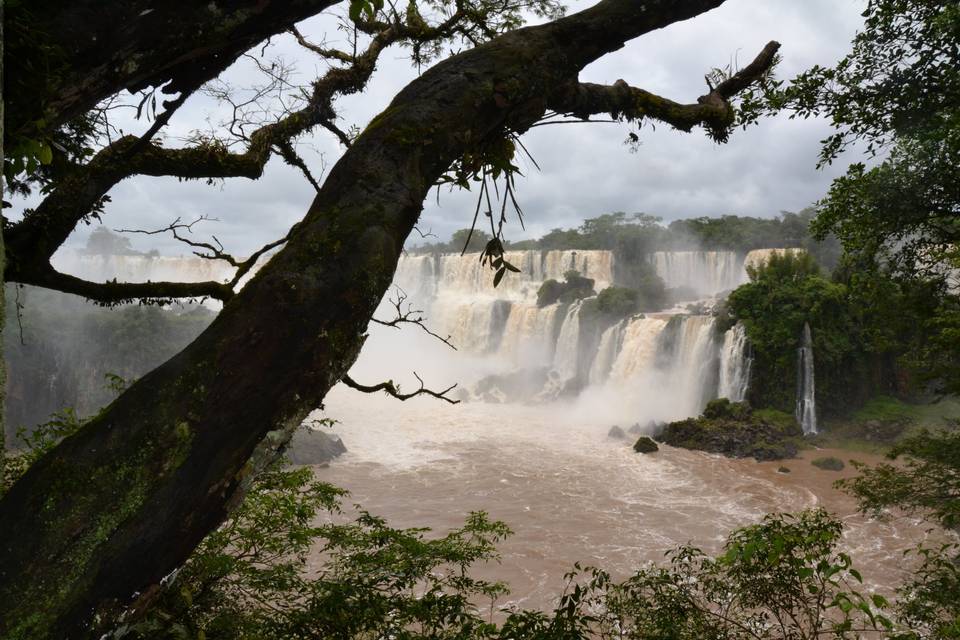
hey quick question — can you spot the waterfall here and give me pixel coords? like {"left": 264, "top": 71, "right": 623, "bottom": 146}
{"left": 795, "top": 322, "right": 817, "bottom": 435}
{"left": 551, "top": 302, "right": 584, "bottom": 382}
{"left": 647, "top": 251, "right": 745, "bottom": 297}
{"left": 388, "top": 248, "right": 805, "bottom": 417}
{"left": 646, "top": 248, "right": 806, "bottom": 297}
{"left": 718, "top": 323, "right": 751, "bottom": 402}
{"left": 608, "top": 317, "right": 668, "bottom": 382}
{"left": 592, "top": 314, "right": 718, "bottom": 422}
{"left": 429, "top": 249, "right": 614, "bottom": 299}
{"left": 497, "top": 303, "right": 565, "bottom": 365}
{"left": 588, "top": 320, "right": 626, "bottom": 385}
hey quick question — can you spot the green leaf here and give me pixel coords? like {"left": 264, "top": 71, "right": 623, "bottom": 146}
{"left": 37, "top": 143, "right": 53, "bottom": 165}
{"left": 349, "top": 0, "right": 365, "bottom": 22}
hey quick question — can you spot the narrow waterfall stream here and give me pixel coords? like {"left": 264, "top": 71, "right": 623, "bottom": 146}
{"left": 796, "top": 322, "right": 818, "bottom": 434}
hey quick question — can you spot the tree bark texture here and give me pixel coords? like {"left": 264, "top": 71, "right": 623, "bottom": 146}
{"left": 0, "top": 1, "right": 763, "bottom": 636}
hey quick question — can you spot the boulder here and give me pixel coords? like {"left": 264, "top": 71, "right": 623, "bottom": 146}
{"left": 633, "top": 436, "right": 659, "bottom": 454}
{"left": 777, "top": 466, "right": 791, "bottom": 473}
{"left": 287, "top": 427, "right": 347, "bottom": 465}
{"left": 608, "top": 425, "right": 627, "bottom": 440}
{"left": 811, "top": 456, "right": 845, "bottom": 471}
{"left": 659, "top": 402, "right": 802, "bottom": 462}
{"left": 627, "top": 422, "right": 644, "bottom": 435}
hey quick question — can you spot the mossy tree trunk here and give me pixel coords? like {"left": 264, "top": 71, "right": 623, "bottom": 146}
{"left": 0, "top": 0, "right": 778, "bottom": 636}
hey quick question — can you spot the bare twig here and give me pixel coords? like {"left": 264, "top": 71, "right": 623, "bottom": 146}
{"left": 341, "top": 371, "right": 460, "bottom": 404}
{"left": 115, "top": 215, "right": 292, "bottom": 290}
{"left": 371, "top": 286, "right": 456, "bottom": 349}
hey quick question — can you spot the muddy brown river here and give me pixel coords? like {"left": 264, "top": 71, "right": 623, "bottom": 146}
{"left": 310, "top": 388, "right": 934, "bottom": 611}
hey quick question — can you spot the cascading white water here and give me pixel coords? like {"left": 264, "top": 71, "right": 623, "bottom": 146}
{"left": 648, "top": 251, "right": 745, "bottom": 297}
{"left": 645, "top": 248, "right": 806, "bottom": 299}
{"left": 426, "top": 250, "right": 614, "bottom": 299}
{"left": 718, "top": 323, "right": 752, "bottom": 402}
{"left": 387, "top": 248, "right": 785, "bottom": 417}
{"left": 551, "top": 302, "right": 584, "bottom": 382}
{"left": 588, "top": 320, "right": 626, "bottom": 385}
{"left": 796, "top": 322, "right": 817, "bottom": 435}
{"left": 60, "top": 248, "right": 773, "bottom": 422}
{"left": 608, "top": 317, "right": 668, "bottom": 382}
{"left": 497, "top": 303, "right": 564, "bottom": 365}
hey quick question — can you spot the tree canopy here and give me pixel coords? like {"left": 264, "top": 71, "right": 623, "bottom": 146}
{"left": 765, "top": 0, "right": 960, "bottom": 278}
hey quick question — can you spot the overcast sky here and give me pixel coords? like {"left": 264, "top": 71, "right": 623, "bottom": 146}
{"left": 18, "top": 0, "right": 868, "bottom": 257}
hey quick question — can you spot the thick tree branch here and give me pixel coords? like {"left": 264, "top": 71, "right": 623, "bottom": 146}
{"left": 547, "top": 40, "right": 781, "bottom": 141}
{"left": 23, "top": 267, "right": 234, "bottom": 305}
{"left": 341, "top": 372, "right": 460, "bottom": 404}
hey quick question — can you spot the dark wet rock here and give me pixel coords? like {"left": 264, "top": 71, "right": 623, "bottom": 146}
{"left": 287, "top": 427, "right": 347, "bottom": 465}
{"left": 633, "top": 436, "right": 659, "bottom": 454}
{"left": 659, "top": 399, "right": 802, "bottom": 462}
{"left": 608, "top": 425, "right": 627, "bottom": 440}
{"left": 777, "top": 466, "right": 791, "bottom": 473}
{"left": 811, "top": 456, "right": 845, "bottom": 471}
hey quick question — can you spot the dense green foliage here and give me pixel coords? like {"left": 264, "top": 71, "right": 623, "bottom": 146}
{"left": 1, "top": 409, "right": 84, "bottom": 498}
{"left": 738, "top": 0, "right": 960, "bottom": 398}
{"left": 581, "top": 284, "right": 665, "bottom": 320}
{"left": 586, "top": 286, "right": 641, "bottom": 318}
{"left": 727, "top": 252, "right": 949, "bottom": 416}
{"left": 776, "top": 0, "right": 960, "bottom": 280}
{"left": 113, "top": 465, "right": 513, "bottom": 639}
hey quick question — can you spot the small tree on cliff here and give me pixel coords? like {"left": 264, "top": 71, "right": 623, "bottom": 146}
{"left": 0, "top": 0, "right": 780, "bottom": 635}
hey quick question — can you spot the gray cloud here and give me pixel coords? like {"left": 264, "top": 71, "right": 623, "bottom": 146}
{"left": 12, "top": 0, "right": 866, "bottom": 257}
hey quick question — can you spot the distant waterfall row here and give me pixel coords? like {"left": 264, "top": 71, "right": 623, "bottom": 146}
{"left": 394, "top": 250, "right": 616, "bottom": 301}
{"left": 397, "top": 247, "right": 801, "bottom": 301}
